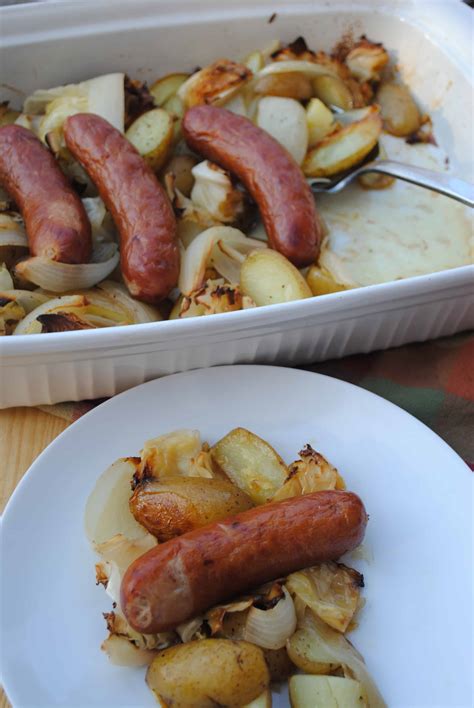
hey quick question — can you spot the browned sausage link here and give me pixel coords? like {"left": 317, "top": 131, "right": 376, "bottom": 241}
{"left": 121, "top": 490, "right": 367, "bottom": 633}
{"left": 0, "top": 125, "right": 92, "bottom": 263}
{"left": 182, "top": 105, "right": 322, "bottom": 268}
{"left": 64, "top": 113, "right": 179, "bottom": 303}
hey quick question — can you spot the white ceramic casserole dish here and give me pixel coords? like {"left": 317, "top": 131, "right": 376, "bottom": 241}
{"left": 0, "top": 0, "right": 473, "bottom": 408}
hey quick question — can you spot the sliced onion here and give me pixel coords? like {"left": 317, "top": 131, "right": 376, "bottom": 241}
{"left": 84, "top": 457, "right": 149, "bottom": 546}
{"left": 243, "top": 587, "right": 297, "bottom": 649}
{"left": 97, "top": 281, "right": 161, "bottom": 324}
{"left": 256, "top": 60, "right": 338, "bottom": 80}
{"left": 95, "top": 533, "right": 158, "bottom": 604}
{"left": 82, "top": 196, "right": 117, "bottom": 243}
{"left": 0, "top": 289, "right": 50, "bottom": 313}
{"left": 179, "top": 226, "right": 266, "bottom": 295}
{"left": 209, "top": 245, "right": 242, "bottom": 285}
{"left": 14, "top": 242, "right": 119, "bottom": 292}
{"left": 101, "top": 634, "right": 158, "bottom": 667}
{"left": 13, "top": 294, "right": 88, "bottom": 335}
{"left": 0, "top": 264, "right": 13, "bottom": 290}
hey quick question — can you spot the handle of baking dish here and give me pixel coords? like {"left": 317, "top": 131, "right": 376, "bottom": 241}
{"left": 361, "top": 160, "right": 474, "bottom": 208}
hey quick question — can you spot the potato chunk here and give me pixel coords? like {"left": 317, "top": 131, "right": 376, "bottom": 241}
{"left": 147, "top": 639, "right": 270, "bottom": 707}
{"left": 290, "top": 675, "right": 367, "bottom": 708}
{"left": 211, "top": 427, "right": 288, "bottom": 504}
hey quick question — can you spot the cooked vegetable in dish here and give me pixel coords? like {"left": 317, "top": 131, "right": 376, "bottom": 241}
{"left": 1, "top": 33, "right": 467, "bottom": 335}
{"left": 84, "top": 427, "right": 385, "bottom": 706}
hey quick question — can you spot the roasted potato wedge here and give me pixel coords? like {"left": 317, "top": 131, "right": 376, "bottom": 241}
{"left": 240, "top": 250, "right": 312, "bottom": 308}
{"left": 147, "top": 639, "right": 270, "bottom": 707}
{"left": 306, "top": 98, "right": 336, "bottom": 147}
{"left": 211, "top": 427, "right": 288, "bottom": 504}
{"left": 312, "top": 75, "right": 353, "bottom": 110}
{"left": 125, "top": 108, "right": 174, "bottom": 171}
{"left": 254, "top": 73, "right": 313, "bottom": 100}
{"left": 376, "top": 81, "right": 421, "bottom": 137}
{"left": 286, "top": 627, "right": 340, "bottom": 675}
{"left": 150, "top": 73, "right": 189, "bottom": 106}
{"left": 162, "top": 154, "right": 198, "bottom": 196}
{"left": 303, "top": 107, "right": 382, "bottom": 177}
{"left": 129, "top": 476, "right": 253, "bottom": 541}
{"left": 289, "top": 675, "right": 367, "bottom": 708}
{"left": 257, "top": 96, "right": 308, "bottom": 164}
{"left": 306, "top": 265, "right": 347, "bottom": 296}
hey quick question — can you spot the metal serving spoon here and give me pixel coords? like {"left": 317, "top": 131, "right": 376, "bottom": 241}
{"left": 307, "top": 143, "right": 474, "bottom": 207}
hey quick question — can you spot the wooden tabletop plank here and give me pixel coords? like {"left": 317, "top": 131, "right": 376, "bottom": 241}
{"left": 1, "top": 407, "right": 69, "bottom": 707}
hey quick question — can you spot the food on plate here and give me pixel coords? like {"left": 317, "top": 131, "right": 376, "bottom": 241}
{"left": 210, "top": 427, "right": 288, "bottom": 503}
{"left": 125, "top": 108, "right": 175, "bottom": 172}
{"left": 0, "top": 125, "right": 92, "bottom": 263}
{"left": 303, "top": 106, "right": 382, "bottom": 177}
{"left": 121, "top": 489, "right": 367, "bottom": 633}
{"left": 147, "top": 639, "right": 270, "bottom": 707}
{"left": 129, "top": 476, "right": 254, "bottom": 541}
{"left": 289, "top": 675, "right": 366, "bottom": 708}
{"left": 182, "top": 105, "right": 322, "bottom": 268}
{"left": 2, "top": 33, "right": 463, "bottom": 335}
{"left": 85, "top": 426, "right": 384, "bottom": 705}
{"left": 64, "top": 113, "right": 179, "bottom": 303}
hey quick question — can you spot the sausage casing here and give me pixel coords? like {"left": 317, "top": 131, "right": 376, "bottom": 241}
{"left": 64, "top": 113, "right": 179, "bottom": 303}
{"left": 0, "top": 124, "right": 92, "bottom": 263}
{"left": 182, "top": 105, "right": 322, "bottom": 268}
{"left": 121, "top": 490, "right": 367, "bottom": 633}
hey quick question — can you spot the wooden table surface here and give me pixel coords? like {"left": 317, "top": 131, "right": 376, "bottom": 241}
{"left": 1, "top": 407, "right": 69, "bottom": 708}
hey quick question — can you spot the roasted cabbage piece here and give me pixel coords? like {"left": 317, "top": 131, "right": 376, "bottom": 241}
{"left": 273, "top": 445, "right": 346, "bottom": 501}
{"left": 146, "top": 639, "right": 270, "bottom": 708}
{"left": 211, "top": 427, "right": 288, "bottom": 504}
{"left": 287, "top": 562, "right": 364, "bottom": 633}
{"left": 137, "top": 429, "right": 221, "bottom": 482}
{"left": 178, "top": 59, "right": 252, "bottom": 108}
{"left": 289, "top": 609, "right": 386, "bottom": 707}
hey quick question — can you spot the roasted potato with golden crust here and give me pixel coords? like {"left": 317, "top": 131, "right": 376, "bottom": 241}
{"left": 306, "top": 265, "right": 347, "bottom": 296}
{"left": 125, "top": 108, "right": 174, "bottom": 171}
{"left": 287, "top": 627, "right": 340, "bottom": 675}
{"left": 150, "top": 73, "right": 189, "bottom": 106}
{"left": 211, "top": 427, "right": 288, "bottom": 504}
{"left": 129, "top": 476, "right": 253, "bottom": 541}
{"left": 312, "top": 75, "right": 353, "bottom": 111}
{"left": 240, "top": 250, "right": 312, "bottom": 309}
{"left": 376, "top": 82, "right": 421, "bottom": 137}
{"left": 147, "top": 639, "right": 270, "bottom": 707}
{"left": 303, "top": 107, "right": 382, "bottom": 177}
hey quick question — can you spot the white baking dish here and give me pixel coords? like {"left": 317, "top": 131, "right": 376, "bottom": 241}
{"left": 0, "top": 0, "right": 473, "bottom": 408}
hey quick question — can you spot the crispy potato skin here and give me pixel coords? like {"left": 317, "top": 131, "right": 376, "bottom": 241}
{"left": 129, "top": 477, "right": 253, "bottom": 541}
{"left": 182, "top": 105, "right": 322, "bottom": 268}
{"left": 146, "top": 639, "right": 270, "bottom": 707}
{"left": 0, "top": 124, "right": 91, "bottom": 263}
{"left": 121, "top": 490, "right": 368, "bottom": 633}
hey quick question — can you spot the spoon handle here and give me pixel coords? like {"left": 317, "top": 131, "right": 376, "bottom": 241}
{"left": 359, "top": 160, "right": 474, "bottom": 207}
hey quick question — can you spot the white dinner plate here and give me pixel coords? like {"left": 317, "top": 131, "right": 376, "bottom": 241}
{"left": 1, "top": 366, "right": 472, "bottom": 708}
